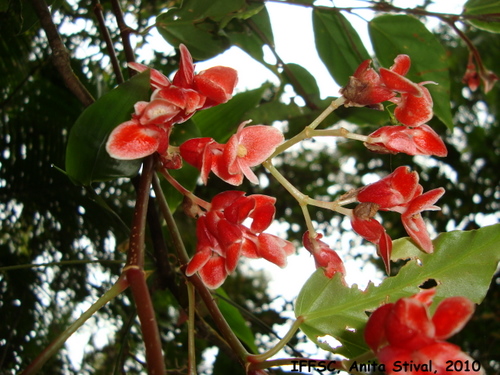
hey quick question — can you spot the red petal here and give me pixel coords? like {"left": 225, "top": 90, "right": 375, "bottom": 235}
{"left": 173, "top": 44, "right": 194, "bottom": 88}
{"left": 224, "top": 196, "right": 255, "bottom": 224}
{"left": 179, "top": 137, "right": 216, "bottom": 169}
{"left": 211, "top": 190, "right": 246, "bottom": 211}
{"left": 380, "top": 68, "right": 423, "bottom": 96}
{"left": 432, "top": 297, "right": 475, "bottom": 340}
{"left": 128, "top": 62, "right": 171, "bottom": 89}
{"left": 138, "top": 99, "right": 181, "bottom": 126}
{"left": 364, "top": 303, "right": 394, "bottom": 352}
{"left": 414, "top": 342, "right": 484, "bottom": 374}
{"left": 385, "top": 297, "right": 435, "bottom": 350}
{"left": 238, "top": 125, "right": 284, "bottom": 167}
{"left": 357, "top": 166, "right": 419, "bottom": 209}
{"left": 256, "top": 233, "right": 293, "bottom": 268}
{"left": 198, "top": 255, "right": 227, "bottom": 289}
{"left": 185, "top": 249, "right": 211, "bottom": 276}
{"left": 249, "top": 195, "right": 276, "bottom": 233}
{"left": 394, "top": 85, "right": 434, "bottom": 127}
{"left": 106, "top": 120, "right": 164, "bottom": 160}
{"left": 390, "top": 54, "right": 411, "bottom": 76}
{"left": 194, "top": 66, "right": 238, "bottom": 105}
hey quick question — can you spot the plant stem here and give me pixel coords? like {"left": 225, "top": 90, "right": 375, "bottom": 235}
{"left": 126, "top": 156, "right": 166, "bottom": 375}
{"left": 21, "top": 275, "right": 130, "bottom": 375}
{"left": 270, "top": 96, "right": 346, "bottom": 158}
{"left": 126, "top": 266, "right": 166, "bottom": 375}
{"left": 247, "top": 317, "right": 304, "bottom": 363}
{"left": 187, "top": 282, "right": 197, "bottom": 375}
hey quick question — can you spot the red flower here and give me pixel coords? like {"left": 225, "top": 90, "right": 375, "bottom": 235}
{"left": 341, "top": 54, "right": 437, "bottom": 127}
{"left": 180, "top": 122, "right": 284, "bottom": 186}
{"left": 356, "top": 166, "right": 444, "bottom": 254}
{"left": 302, "top": 231, "right": 346, "bottom": 279}
{"left": 106, "top": 44, "right": 237, "bottom": 161}
{"left": 185, "top": 191, "right": 294, "bottom": 288}
{"left": 364, "top": 290, "right": 481, "bottom": 375}
{"left": 365, "top": 124, "right": 447, "bottom": 157}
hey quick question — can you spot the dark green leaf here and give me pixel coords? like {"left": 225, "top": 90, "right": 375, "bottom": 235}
{"left": 464, "top": 0, "right": 500, "bottom": 33}
{"left": 65, "top": 71, "right": 151, "bottom": 185}
{"left": 313, "top": 8, "right": 370, "bottom": 87}
{"left": 369, "top": 15, "right": 453, "bottom": 129}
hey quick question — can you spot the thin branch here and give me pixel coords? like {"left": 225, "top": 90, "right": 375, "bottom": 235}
{"left": 110, "top": 0, "right": 137, "bottom": 70}
{"left": 30, "top": 0, "right": 94, "bottom": 107}
{"left": 93, "top": 0, "right": 124, "bottom": 84}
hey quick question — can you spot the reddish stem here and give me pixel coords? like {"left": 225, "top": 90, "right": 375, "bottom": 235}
{"left": 126, "top": 266, "right": 166, "bottom": 375}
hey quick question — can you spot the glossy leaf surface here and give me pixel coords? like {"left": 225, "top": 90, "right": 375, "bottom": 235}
{"left": 313, "top": 8, "right": 370, "bottom": 87}
{"left": 65, "top": 71, "right": 151, "bottom": 185}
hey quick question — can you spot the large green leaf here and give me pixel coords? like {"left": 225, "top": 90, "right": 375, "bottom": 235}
{"left": 155, "top": 0, "right": 247, "bottom": 60}
{"left": 65, "top": 71, "right": 151, "bottom": 185}
{"left": 463, "top": 0, "right": 500, "bottom": 33}
{"left": 369, "top": 15, "right": 453, "bottom": 129}
{"left": 192, "top": 83, "right": 271, "bottom": 143}
{"left": 313, "top": 8, "right": 370, "bottom": 87}
{"left": 295, "top": 224, "right": 500, "bottom": 357}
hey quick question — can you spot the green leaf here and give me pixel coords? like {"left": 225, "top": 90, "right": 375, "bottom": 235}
{"left": 369, "top": 15, "right": 453, "bottom": 129}
{"left": 295, "top": 224, "right": 500, "bottom": 358}
{"left": 313, "top": 8, "right": 370, "bottom": 87}
{"left": 227, "top": 5, "right": 275, "bottom": 67}
{"left": 65, "top": 71, "right": 151, "bottom": 186}
{"left": 192, "top": 83, "right": 271, "bottom": 143}
{"left": 464, "top": 0, "right": 500, "bottom": 33}
{"left": 155, "top": 0, "right": 248, "bottom": 60}
{"left": 284, "top": 63, "right": 321, "bottom": 107}
{"left": 216, "top": 288, "right": 258, "bottom": 353}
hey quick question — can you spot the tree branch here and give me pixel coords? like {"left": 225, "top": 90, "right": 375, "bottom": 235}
{"left": 30, "top": 0, "right": 94, "bottom": 107}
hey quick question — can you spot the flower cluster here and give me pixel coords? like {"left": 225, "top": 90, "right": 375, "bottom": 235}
{"left": 180, "top": 121, "right": 284, "bottom": 186}
{"left": 351, "top": 166, "right": 445, "bottom": 272}
{"left": 185, "top": 191, "right": 294, "bottom": 289}
{"left": 364, "top": 289, "right": 483, "bottom": 375}
{"left": 341, "top": 54, "right": 447, "bottom": 157}
{"left": 106, "top": 44, "right": 238, "bottom": 163}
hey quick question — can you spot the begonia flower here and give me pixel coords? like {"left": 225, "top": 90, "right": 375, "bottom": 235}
{"left": 365, "top": 124, "right": 448, "bottom": 157}
{"left": 364, "top": 289, "right": 482, "bottom": 375}
{"left": 391, "top": 83, "right": 435, "bottom": 127}
{"left": 340, "top": 59, "right": 395, "bottom": 108}
{"left": 180, "top": 122, "right": 284, "bottom": 186}
{"left": 356, "top": 166, "right": 445, "bottom": 254}
{"left": 302, "top": 231, "right": 346, "bottom": 279}
{"left": 186, "top": 191, "right": 294, "bottom": 288}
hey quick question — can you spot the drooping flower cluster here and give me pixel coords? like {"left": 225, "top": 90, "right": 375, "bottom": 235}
{"left": 351, "top": 166, "right": 445, "bottom": 272}
{"left": 365, "top": 289, "right": 483, "bottom": 375}
{"left": 341, "top": 54, "right": 447, "bottom": 157}
{"left": 302, "top": 231, "right": 345, "bottom": 280}
{"left": 185, "top": 191, "right": 294, "bottom": 289}
{"left": 106, "top": 44, "right": 238, "bottom": 163}
{"left": 180, "top": 121, "right": 284, "bottom": 186}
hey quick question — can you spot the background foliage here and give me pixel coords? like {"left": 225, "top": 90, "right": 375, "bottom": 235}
{"left": 1, "top": 0, "right": 499, "bottom": 374}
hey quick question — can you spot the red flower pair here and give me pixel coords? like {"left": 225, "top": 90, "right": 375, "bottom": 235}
{"left": 341, "top": 55, "right": 447, "bottom": 157}
{"left": 365, "top": 289, "right": 483, "bottom": 375}
{"left": 180, "top": 121, "right": 284, "bottom": 186}
{"left": 185, "top": 191, "right": 294, "bottom": 289}
{"left": 106, "top": 44, "right": 238, "bottom": 161}
{"left": 351, "top": 166, "right": 445, "bottom": 272}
